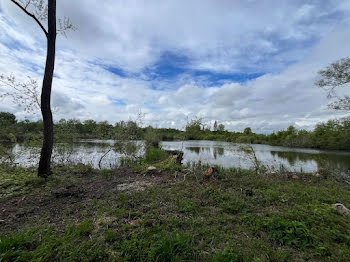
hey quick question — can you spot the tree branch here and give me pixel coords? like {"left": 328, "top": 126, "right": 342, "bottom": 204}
{"left": 10, "top": 0, "right": 48, "bottom": 37}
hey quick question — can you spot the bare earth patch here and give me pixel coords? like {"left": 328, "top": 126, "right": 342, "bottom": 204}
{"left": 0, "top": 167, "right": 173, "bottom": 232}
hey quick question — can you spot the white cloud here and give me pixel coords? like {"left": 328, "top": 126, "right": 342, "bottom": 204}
{"left": 0, "top": 1, "right": 350, "bottom": 133}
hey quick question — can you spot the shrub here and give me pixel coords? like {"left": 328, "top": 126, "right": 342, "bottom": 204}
{"left": 145, "top": 127, "right": 161, "bottom": 149}
{"left": 145, "top": 147, "right": 169, "bottom": 163}
{"left": 156, "top": 156, "right": 182, "bottom": 171}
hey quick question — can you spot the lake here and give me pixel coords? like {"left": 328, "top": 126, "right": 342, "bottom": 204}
{"left": 1, "top": 140, "right": 350, "bottom": 173}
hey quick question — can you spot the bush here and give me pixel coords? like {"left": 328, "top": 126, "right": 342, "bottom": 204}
{"left": 144, "top": 127, "right": 161, "bottom": 149}
{"left": 145, "top": 147, "right": 169, "bottom": 163}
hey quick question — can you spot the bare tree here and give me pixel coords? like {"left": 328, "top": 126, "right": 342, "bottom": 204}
{"left": 5, "top": 0, "right": 74, "bottom": 178}
{"left": 315, "top": 57, "right": 350, "bottom": 111}
{"left": 0, "top": 74, "right": 40, "bottom": 113}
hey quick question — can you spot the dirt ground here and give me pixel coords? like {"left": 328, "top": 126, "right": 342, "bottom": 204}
{"left": 0, "top": 167, "right": 176, "bottom": 233}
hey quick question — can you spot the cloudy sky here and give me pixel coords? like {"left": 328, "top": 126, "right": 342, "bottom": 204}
{"left": 0, "top": 0, "right": 350, "bottom": 133}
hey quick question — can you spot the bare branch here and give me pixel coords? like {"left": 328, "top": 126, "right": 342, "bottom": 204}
{"left": 0, "top": 74, "right": 40, "bottom": 113}
{"left": 57, "top": 16, "right": 76, "bottom": 37}
{"left": 10, "top": 0, "right": 48, "bottom": 37}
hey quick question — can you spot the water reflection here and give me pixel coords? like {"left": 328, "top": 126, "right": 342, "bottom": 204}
{"left": 1, "top": 140, "right": 349, "bottom": 172}
{"left": 270, "top": 150, "right": 350, "bottom": 171}
{"left": 162, "top": 141, "right": 350, "bottom": 173}
{"left": 186, "top": 147, "right": 200, "bottom": 154}
{"left": 186, "top": 146, "right": 225, "bottom": 159}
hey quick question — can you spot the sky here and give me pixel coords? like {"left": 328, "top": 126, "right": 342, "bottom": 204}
{"left": 0, "top": 0, "right": 350, "bottom": 133}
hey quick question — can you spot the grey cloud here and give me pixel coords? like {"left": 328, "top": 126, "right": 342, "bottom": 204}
{"left": 1, "top": 1, "right": 350, "bottom": 133}
{"left": 52, "top": 91, "right": 85, "bottom": 116}
{"left": 2, "top": 0, "right": 347, "bottom": 73}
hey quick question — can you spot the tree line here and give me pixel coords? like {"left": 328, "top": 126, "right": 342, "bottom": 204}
{"left": 1, "top": 112, "right": 349, "bottom": 151}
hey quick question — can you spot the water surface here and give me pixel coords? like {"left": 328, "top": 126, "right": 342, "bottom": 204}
{"left": 1, "top": 140, "right": 350, "bottom": 172}
{"left": 162, "top": 140, "right": 350, "bottom": 172}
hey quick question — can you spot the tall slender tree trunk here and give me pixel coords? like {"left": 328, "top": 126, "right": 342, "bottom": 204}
{"left": 38, "top": 0, "right": 56, "bottom": 178}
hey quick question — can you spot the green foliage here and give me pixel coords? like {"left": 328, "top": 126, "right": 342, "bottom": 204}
{"left": 145, "top": 147, "right": 169, "bottom": 163}
{"left": 148, "top": 233, "right": 195, "bottom": 261}
{"left": 155, "top": 156, "right": 182, "bottom": 171}
{"left": 316, "top": 57, "right": 350, "bottom": 111}
{"left": 105, "top": 229, "right": 118, "bottom": 243}
{"left": 185, "top": 118, "right": 203, "bottom": 140}
{"left": 0, "top": 166, "right": 43, "bottom": 198}
{"left": 219, "top": 193, "right": 246, "bottom": 214}
{"left": 261, "top": 217, "right": 315, "bottom": 248}
{"left": 1, "top": 110, "right": 349, "bottom": 151}
{"left": 244, "top": 127, "right": 252, "bottom": 135}
{"left": 75, "top": 220, "right": 93, "bottom": 236}
{"left": 175, "top": 198, "right": 198, "bottom": 213}
{"left": 144, "top": 126, "right": 161, "bottom": 149}
{"left": 0, "top": 222, "right": 107, "bottom": 262}
{"left": 218, "top": 123, "right": 225, "bottom": 132}
{"left": 112, "top": 232, "right": 197, "bottom": 261}
{"left": 0, "top": 112, "right": 16, "bottom": 125}
{"left": 1, "top": 165, "right": 350, "bottom": 261}
{"left": 0, "top": 230, "right": 37, "bottom": 262}
{"left": 211, "top": 248, "right": 245, "bottom": 262}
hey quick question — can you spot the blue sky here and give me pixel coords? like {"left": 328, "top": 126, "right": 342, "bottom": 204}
{"left": 1, "top": 0, "right": 350, "bottom": 132}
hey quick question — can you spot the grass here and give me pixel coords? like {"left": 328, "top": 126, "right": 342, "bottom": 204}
{"left": 0, "top": 160, "right": 350, "bottom": 261}
{"left": 144, "top": 147, "right": 169, "bottom": 163}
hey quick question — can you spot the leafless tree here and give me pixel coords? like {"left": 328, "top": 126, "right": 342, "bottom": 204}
{"left": 315, "top": 57, "right": 350, "bottom": 111}
{"left": 4, "top": 0, "right": 74, "bottom": 178}
{"left": 0, "top": 74, "right": 40, "bottom": 113}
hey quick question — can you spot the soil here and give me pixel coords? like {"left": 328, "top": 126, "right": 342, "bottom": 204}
{"left": 0, "top": 167, "right": 176, "bottom": 233}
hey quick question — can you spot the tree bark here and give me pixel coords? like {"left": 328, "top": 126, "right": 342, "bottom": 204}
{"left": 38, "top": 0, "right": 56, "bottom": 178}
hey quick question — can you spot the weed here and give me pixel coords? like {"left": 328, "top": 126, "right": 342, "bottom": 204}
{"left": 218, "top": 193, "right": 246, "bottom": 214}
{"left": 211, "top": 248, "right": 245, "bottom": 262}
{"left": 148, "top": 233, "right": 196, "bottom": 261}
{"left": 105, "top": 229, "right": 118, "bottom": 243}
{"left": 261, "top": 217, "right": 315, "bottom": 248}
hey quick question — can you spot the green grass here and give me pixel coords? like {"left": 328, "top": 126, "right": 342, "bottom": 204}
{"left": 0, "top": 166, "right": 44, "bottom": 198}
{"left": 1, "top": 164, "right": 350, "bottom": 261}
{"left": 144, "top": 147, "right": 169, "bottom": 163}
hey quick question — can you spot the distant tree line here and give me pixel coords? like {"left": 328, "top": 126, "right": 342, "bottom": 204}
{"left": 0, "top": 112, "right": 182, "bottom": 144}
{"left": 1, "top": 112, "right": 349, "bottom": 150}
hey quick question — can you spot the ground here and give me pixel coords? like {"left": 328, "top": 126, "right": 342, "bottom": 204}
{"left": 0, "top": 162, "right": 350, "bottom": 261}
